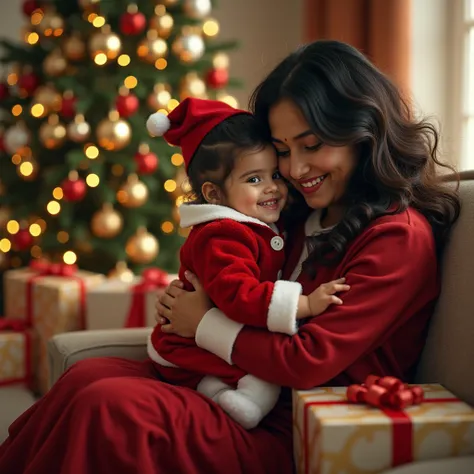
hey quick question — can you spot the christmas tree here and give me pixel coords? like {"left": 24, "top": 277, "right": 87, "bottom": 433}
{"left": 0, "top": 0, "right": 240, "bottom": 280}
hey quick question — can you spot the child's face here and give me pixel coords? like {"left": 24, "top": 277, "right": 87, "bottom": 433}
{"left": 222, "top": 145, "right": 288, "bottom": 224}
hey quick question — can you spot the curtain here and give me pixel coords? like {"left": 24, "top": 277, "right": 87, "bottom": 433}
{"left": 304, "top": 0, "right": 412, "bottom": 92}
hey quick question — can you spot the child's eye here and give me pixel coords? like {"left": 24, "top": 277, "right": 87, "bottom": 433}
{"left": 247, "top": 176, "right": 261, "bottom": 184}
{"left": 272, "top": 171, "right": 282, "bottom": 180}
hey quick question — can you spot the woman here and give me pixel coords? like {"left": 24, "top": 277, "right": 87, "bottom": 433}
{"left": 0, "top": 40, "right": 459, "bottom": 474}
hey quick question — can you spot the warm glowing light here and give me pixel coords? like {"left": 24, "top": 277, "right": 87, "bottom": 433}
{"left": 63, "top": 250, "right": 77, "bottom": 265}
{"left": 29, "top": 223, "right": 41, "bottom": 237}
{"left": 167, "top": 99, "right": 179, "bottom": 111}
{"left": 94, "top": 53, "right": 107, "bottom": 65}
{"left": 7, "top": 220, "right": 20, "bottom": 234}
{"left": 155, "top": 58, "right": 167, "bottom": 70}
{"left": 118, "top": 54, "right": 131, "bottom": 66}
{"left": 12, "top": 105, "right": 22, "bottom": 116}
{"left": 7, "top": 73, "right": 18, "bottom": 86}
{"left": 11, "top": 154, "right": 22, "bottom": 165}
{"left": 161, "top": 221, "right": 174, "bottom": 234}
{"left": 164, "top": 180, "right": 177, "bottom": 192}
{"left": 87, "top": 13, "right": 98, "bottom": 22}
{"left": 111, "top": 164, "right": 124, "bottom": 176}
{"left": 36, "top": 219, "right": 47, "bottom": 232}
{"left": 218, "top": 94, "right": 238, "bottom": 108}
{"left": 175, "top": 196, "right": 185, "bottom": 206}
{"left": 57, "top": 231, "right": 69, "bottom": 243}
{"left": 92, "top": 16, "right": 106, "bottom": 28}
{"left": 47, "top": 200, "right": 61, "bottom": 215}
{"left": 86, "top": 173, "right": 100, "bottom": 187}
{"left": 203, "top": 19, "right": 219, "bottom": 37}
{"left": 31, "top": 103, "right": 45, "bottom": 117}
{"left": 171, "top": 153, "right": 184, "bottom": 166}
{"left": 157, "top": 108, "right": 168, "bottom": 115}
{"left": 31, "top": 11, "right": 43, "bottom": 25}
{"left": 0, "top": 238, "right": 12, "bottom": 252}
{"left": 124, "top": 75, "right": 138, "bottom": 89}
{"left": 27, "top": 32, "right": 40, "bottom": 44}
{"left": 53, "top": 187, "right": 63, "bottom": 199}
{"left": 19, "top": 162, "right": 34, "bottom": 177}
{"left": 85, "top": 145, "right": 99, "bottom": 159}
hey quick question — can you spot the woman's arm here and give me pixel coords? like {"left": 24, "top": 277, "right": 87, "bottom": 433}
{"left": 193, "top": 221, "right": 438, "bottom": 389}
{"left": 190, "top": 221, "right": 302, "bottom": 335}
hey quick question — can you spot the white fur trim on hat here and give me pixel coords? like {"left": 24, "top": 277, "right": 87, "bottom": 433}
{"left": 146, "top": 112, "right": 171, "bottom": 137}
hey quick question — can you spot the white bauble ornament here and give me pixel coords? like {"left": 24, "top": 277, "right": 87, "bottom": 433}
{"left": 146, "top": 112, "right": 171, "bottom": 136}
{"left": 4, "top": 124, "right": 30, "bottom": 154}
{"left": 183, "top": 0, "right": 212, "bottom": 19}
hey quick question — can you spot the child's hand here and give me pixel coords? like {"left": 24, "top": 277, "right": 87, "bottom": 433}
{"left": 303, "top": 278, "right": 350, "bottom": 318}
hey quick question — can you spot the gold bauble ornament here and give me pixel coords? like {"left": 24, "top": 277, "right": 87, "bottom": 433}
{"left": 172, "top": 30, "right": 205, "bottom": 63}
{"left": 117, "top": 174, "right": 149, "bottom": 208}
{"left": 149, "top": 8, "right": 174, "bottom": 39}
{"left": 0, "top": 206, "right": 11, "bottom": 228}
{"left": 43, "top": 49, "right": 68, "bottom": 77}
{"left": 67, "top": 114, "right": 91, "bottom": 143}
{"left": 89, "top": 25, "right": 122, "bottom": 62}
{"left": 137, "top": 30, "right": 168, "bottom": 64}
{"left": 17, "top": 156, "right": 39, "bottom": 181}
{"left": 39, "top": 114, "right": 67, "bottom": 149}
{"left": 179, "top": 72, "right": 207, "bottom": 100}
{"left": 108, "top": 261, "right": 135, "bottom": 282}
{"left": 63, "top": 34, "right": 86, "bottom": 61}
{"left": 32, "top": 84, "right": 61, "bottom": 117}
{"left": 212, "top": 52, "right": 230, "bottom": 69}
{"left": 147, "top": 83, "right": 172, "bottom": 111}
{"left": 37, "top": 9, "right": 64, "bottom": 37}
{"left": 183, "top": 0, "right": 211, "bottom": 19}
{"left": 91, "top": 203, "right": 123, "bottom": 239}
{"left": 126, "top": 227, "right": 159, "bottom": 264}
{"left": 96, "top": 110, "right": 131, "bottom": 151}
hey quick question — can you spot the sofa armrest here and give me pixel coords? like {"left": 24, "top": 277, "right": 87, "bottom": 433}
{"left": 48, "top": 328, "right": 152, "bottom": 387}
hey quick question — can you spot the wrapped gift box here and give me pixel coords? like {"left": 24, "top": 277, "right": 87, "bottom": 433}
{"left": 0, "top": 327, "right": 31, "bottom": 387}
{"left": 3, "top": 265, "right": 105, "bottom": 394}
{"left": 86, "top": 271, "right": 176, "bottom": 330}
{"left": 293, "top": 382, "right": 474, "bottom": 474}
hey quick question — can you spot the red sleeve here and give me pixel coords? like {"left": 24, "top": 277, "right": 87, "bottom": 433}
{"left": 230, "top": 222, "right": 437, "bottom": 389}
{"left": 191, "top": 221, "right": 300, "bottom": 332}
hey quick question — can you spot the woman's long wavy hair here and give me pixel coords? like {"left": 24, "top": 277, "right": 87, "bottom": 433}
{"left": 250, "top": 40, "right": 461, "bottom": 276}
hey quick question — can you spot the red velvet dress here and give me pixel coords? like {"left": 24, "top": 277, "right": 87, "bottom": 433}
{"left": 0, "top": 208, "right": 439, "bottom": 474}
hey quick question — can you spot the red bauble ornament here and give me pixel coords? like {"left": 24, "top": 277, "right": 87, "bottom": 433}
{"left": 116, "top": 91, "right": 139, "bottom": 118}
{"left": 61, "top": 172, "right": 87, "bottom": 202}
{"left": 60, "top": 92, "right": 77, "bottom": 118}
{"left": 13, "top": 229, "right": 34, "bottom": 251}
{"left": 0, "top": 83, "right": 9, "bottom": 101}
{"left": 206, "top": 68, "right": 229, "bottom": 89}
{"left": 119, "top": 6, "right": 146, "bottom": 36}
{"left": 18, "top": 72, "right": 39, "bottom": 95}
{"left": 134, "top": 146, "right": 158, "bottom": 175}
{"left": 22, "top": 0, "right": 39, "bottom": 17}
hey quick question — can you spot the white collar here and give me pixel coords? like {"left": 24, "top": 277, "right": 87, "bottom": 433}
{"left": 179, "top": 203, "right": 277, "bottom": 232}
{"left": 304, "top": 209, "right": 335, "bottom": 236}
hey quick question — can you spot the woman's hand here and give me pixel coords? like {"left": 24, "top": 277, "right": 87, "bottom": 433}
{"left": 155, "top": 271, "right": 213, "bottom": 338}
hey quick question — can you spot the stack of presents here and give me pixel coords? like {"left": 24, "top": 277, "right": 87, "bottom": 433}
{"left": 1, "top": 260, "right": 474, "bottom": 472}
{"left": 0, "top": 260, "right": 169, "bottom": 395}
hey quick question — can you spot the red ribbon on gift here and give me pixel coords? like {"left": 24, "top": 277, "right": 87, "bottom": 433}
{"left": 124, "top": 268, "right": 169, "bottom": 328}
{"left": 0, "top": 318, "right": 33, "bottom": 389}
{"left": 302, "top": 375, "right": 460, "bottom": 474}
{"left": 26, "top": 260, "right": 86, "bottom": 329}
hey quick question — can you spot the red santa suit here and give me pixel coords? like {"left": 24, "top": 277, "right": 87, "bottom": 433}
{"left": 147, "top": 202, "right": 302, "bottom": 429}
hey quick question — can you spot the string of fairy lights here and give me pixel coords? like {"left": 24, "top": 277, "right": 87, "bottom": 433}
{"left": 0, "top": 0, "right": 238, "bottom": 272}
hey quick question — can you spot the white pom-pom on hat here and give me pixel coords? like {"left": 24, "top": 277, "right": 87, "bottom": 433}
{"left": 146, "top": 112, "right": 171, "bottom": 137}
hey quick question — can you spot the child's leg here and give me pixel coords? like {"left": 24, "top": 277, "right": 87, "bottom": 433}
{"left": 196, "top": 375, "right": 232, "bottom": 401}
{"left": 217, "top": 375, "right": 280, "bottom": 430}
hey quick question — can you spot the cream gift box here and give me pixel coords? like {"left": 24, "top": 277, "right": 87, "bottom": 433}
{"left": 293, "top": 382, "right": 474, "bottom": 474}
{"left": 0, "top": 324, "right": 31, "bottom": 387}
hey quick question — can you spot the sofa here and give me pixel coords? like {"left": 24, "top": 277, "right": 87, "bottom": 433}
{"left": 2, "top": 172, "right": 474, "bottom": 473}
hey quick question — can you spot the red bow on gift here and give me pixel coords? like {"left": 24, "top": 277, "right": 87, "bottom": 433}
{"left": 124, "top": 267, "right": 169, "bottom": 328}
{"left": 29, "top": 259, "right": 77, "bottom": 276}
{"left": 0, "top": 318, "right": 28, "bottom": 332}
{"left": 347, "top": 375, "right": 424, "bottom": 410}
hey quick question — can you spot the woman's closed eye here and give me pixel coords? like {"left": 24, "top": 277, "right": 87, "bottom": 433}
{"left": 305, "top": 142, "right": 323, "bottom": 152}
{"left": 275, "top": 149, "right": 290, "bottom": 158}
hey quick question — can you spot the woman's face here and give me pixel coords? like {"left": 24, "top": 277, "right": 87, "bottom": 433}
{"left": 268, "top": 99, "right": 357, "bottom": 212}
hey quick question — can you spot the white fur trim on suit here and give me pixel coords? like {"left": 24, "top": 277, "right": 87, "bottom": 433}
{"left": 267, "top": 280, "right": 302, "bottom": 335}
{"left": 195, "top": 308, "right": 243, "bottom": 364}
{"left": 147, "top": 335, "right": 179, "bottom": 368}
{"left": 179, "top": 203, "right": 273, "bottom": 230}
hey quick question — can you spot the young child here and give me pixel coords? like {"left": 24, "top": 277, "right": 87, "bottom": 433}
{"left": 145, "top": 98, "right": 349, "bottom": 429}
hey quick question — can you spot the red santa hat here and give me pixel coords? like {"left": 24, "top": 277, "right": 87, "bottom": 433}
{"left": 146, "top": 97, "right": 249, "bottom": 171}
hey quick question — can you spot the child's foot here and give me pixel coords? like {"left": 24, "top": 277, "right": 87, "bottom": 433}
{"left": 197, "top": 375, "right": 232, "bottom": 402}
{"left": 217, "top": 390, "right": 263, "bottom": 430}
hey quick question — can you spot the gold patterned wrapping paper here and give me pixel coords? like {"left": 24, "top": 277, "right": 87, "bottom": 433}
{"left": 0, "top": 330, "right": 30, "bottom": 387}
{"left": 3, "top": 267, "right": 104, "bottom": 394}
{"left": 293, "top": 384, "right": 474, "bottom": 474}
